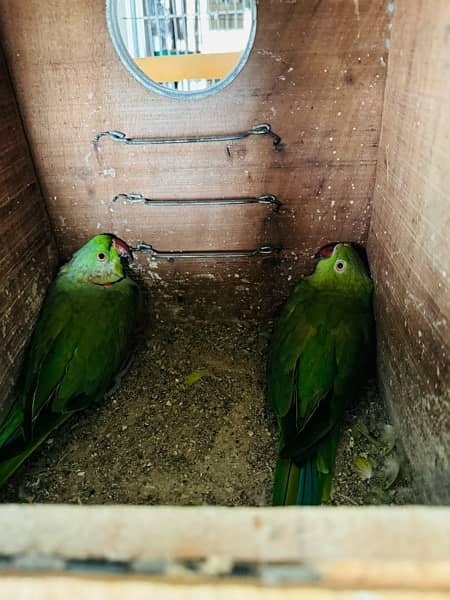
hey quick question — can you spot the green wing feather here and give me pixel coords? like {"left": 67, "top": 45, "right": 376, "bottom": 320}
{"left": 268, "top": 279, "right": 317, "bottom": 419}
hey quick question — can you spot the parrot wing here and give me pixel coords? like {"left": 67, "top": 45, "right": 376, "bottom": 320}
{"left": 20, "top": 282, "right": 73, "bottom": 401}
{"left": 0, "top": 282, "right": 74, "bottom": 448}
{"left": 268, "top": 281, "right": 338, "bottom": 429}
{"left": 267, "top": 279, "right": 318, "bottom": 419}
{"left": 2, "top": 277, "right": 139, "bottom": 452}
{"left": 21, "top": 283, "right": 77, "bottom": 435}
{"left": 38, "top": 279, "right": 140, "bottom": 416}
{"left": 281, "top": 306, "right": 372, "bottom": 464}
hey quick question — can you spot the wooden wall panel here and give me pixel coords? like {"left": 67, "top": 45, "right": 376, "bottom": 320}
{"left": 1, "top": 506, "right": 450, "bottom": 596}
{"left": 0, "top": 49, "right": 58, "bottom": 415}
{"left": 368, "top": 1, "right": 450, "bottom": 502}
{"left": 0, "top": 0, "right": 387, "bottom": 318}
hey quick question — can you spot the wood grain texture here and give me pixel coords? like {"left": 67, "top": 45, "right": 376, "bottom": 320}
{"left": 1, "top": 506, "right": 450, "bottom": 596}
{"left": 1, "top": 505, "right": 450, "bottom": 562}
{"left": 0, "top": 0, "right": 387, "bottom": 318}
{"left": 2, "top": 576, "right": 450, "bottom": 600}
{"left": 368, "top": 0, "right": 450, "bottom": 502}
{"left": 0, "top": 48, "right": 58, "bottom": 416}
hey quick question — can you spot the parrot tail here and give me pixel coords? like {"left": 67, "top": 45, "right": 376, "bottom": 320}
{"left": 0, "top": 401, "right": 25, "bottom": 449}
{"left": 272, "top": 455, "right": 321, "bottom": 505}
{"left": 272, "top": 456, "right": 300, "bottom": 505}
{"left": 272, "top": 428, "right": 340, "bottom": 506}
{"left": 297, "top": 456, "right": 321, "bottom": 504}
{"left": 0, "top": 413, "right": 70, "bottom": 487}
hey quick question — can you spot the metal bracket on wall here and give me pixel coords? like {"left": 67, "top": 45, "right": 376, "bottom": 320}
{"left": 131, "top": 243, "right": 280, "bottom": 261}
{"left": 112, "top": 193, "right": 281, "bottom": 211}
{"left": 93, "top": 123, "right": 282, "bottom": 151}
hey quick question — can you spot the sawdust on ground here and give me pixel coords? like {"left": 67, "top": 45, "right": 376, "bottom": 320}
{"left": 0, "top": 318, "right": 413, "bottom": 505}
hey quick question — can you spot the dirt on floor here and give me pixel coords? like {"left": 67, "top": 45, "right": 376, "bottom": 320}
{"left": 0, "top": 317, "right": 414, "bottom": 506}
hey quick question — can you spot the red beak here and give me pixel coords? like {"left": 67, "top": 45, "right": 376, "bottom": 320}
{"left": 316, "top": 242, "right": 339, "bottom": 259}
{"left": 112, "top": 237, "right": 132, "bottom": 259}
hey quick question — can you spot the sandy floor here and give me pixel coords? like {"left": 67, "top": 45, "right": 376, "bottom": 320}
{"left": 0, "top": 318, "right": 413, "bottom": 505}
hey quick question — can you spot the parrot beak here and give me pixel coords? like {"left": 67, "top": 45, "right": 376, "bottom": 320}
{"left": 316, "top": 242, "right": 341, "bottom": 259}
{"left": 112, "top": 237, "right": 133, "bottom": 261}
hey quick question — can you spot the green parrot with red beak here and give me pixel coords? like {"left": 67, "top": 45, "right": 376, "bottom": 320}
{"left": 268, "top": 243, "right": 374, "bottom": 505}
{"left": 0, "top": 234, "right": 140, "bottom": 486}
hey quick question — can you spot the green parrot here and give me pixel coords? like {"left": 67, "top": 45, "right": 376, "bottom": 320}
{"left": 0, "top": 233, "right": 140, "bottom": 486}
{"left": 267, "top": 242, "right": 374, "bottom": 505}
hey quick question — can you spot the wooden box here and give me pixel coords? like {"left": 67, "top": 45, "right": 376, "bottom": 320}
{"left": 0, "top": 0, "right": 448, "bottom": 596}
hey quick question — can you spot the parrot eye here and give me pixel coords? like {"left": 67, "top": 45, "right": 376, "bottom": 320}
{"left": 97, "top": 252, "right": 106, "bottom": 261}
{"left": 334, "top": 259, "right": 347, "bottom": 273}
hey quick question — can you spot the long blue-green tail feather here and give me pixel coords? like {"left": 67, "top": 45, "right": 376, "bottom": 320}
{"left": 297, "top": 456, "right": 321, "bottom": 505}
{"left": 273, "top": 428, "right": 340, "bottom": 505}
{"left": 273, "top": 455, "right": 321, "bottom": 506}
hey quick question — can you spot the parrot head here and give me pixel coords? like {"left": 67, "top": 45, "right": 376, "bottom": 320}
{"left": 62, "top": 234, "right": 132, "bottom": 286}
{"left": 311, "top": 242, "right": 373, "bottom": 297}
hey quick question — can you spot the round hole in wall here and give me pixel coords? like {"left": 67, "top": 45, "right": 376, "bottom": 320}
{"left": 106, "top": 0, "right": 257, "bottom": 99}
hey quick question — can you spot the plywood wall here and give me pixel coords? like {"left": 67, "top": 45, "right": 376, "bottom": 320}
{"left": 368, "top": 1, "right": 450, "bottom": 503}
{"left": 0, "top": 0, "right": 388, "bottom": 318}
{"left": 0, "top": 49, "right": 58, "bottom": 415}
